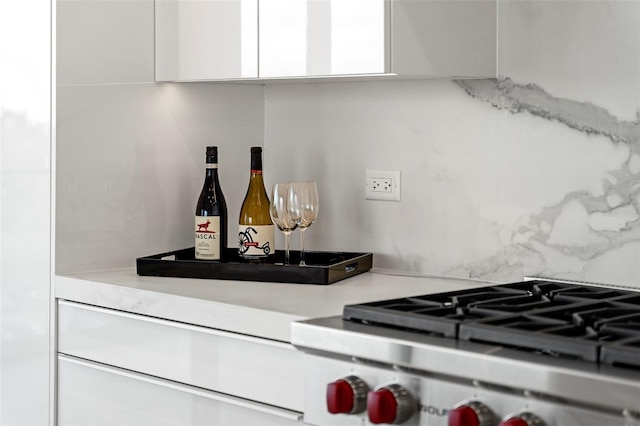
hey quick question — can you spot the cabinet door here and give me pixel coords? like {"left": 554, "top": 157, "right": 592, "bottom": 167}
{"left": 156, "top": 0, "right": 258, "bottom": 81}
{"left": 58, "top": 355, "right": 301, "bottom": 426}
{"left": 259, "top": 0, "right": 389, "bottom": 78}
{"left": 57, "top": 300, "right": 304, "bottom": 411}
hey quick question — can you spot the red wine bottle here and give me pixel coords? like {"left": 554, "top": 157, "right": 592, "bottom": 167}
{"left": 195, "top": 146, "right": 227, "bottom": 260}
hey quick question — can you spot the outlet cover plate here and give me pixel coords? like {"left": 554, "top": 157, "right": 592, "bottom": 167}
{"left": 365, "top": 169, "right": 401, "bottom": 201}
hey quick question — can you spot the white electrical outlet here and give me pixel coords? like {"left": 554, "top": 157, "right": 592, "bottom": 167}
{"left": 365, "top": 169, "right": 401, "bottom": 201}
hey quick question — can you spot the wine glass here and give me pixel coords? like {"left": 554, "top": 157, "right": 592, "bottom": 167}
{"left": 288, "top": 181, "right": 319, "bottom": 266}
{"left": 270, "top": 183, "right": 298, "bottom": 266}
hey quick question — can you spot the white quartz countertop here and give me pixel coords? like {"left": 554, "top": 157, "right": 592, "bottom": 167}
{"left": 55, "top": 269, "right": 494, "bottom": 342}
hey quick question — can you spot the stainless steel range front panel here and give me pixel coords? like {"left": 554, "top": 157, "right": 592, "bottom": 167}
{"left": 303, "top": 354, "right": 628, "bottom": 426}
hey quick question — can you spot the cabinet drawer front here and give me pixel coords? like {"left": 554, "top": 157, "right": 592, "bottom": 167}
{"left": 58, "top": 355, "right": 301, "bottom": 426}
{"left": 58, "top": 300, "right": 304, "bottom": 411}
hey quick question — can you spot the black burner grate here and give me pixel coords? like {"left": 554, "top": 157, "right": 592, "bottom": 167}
{"left": 343, "top": 280, "right": 640, "bottom": 367}
{"left": 601, "top": 337, "right": 640, "bottom": 369}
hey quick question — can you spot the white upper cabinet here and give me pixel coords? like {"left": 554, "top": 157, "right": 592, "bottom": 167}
{"left": 155, "top": 0, "right": 496, "bottom": 81}
{"left": 155, "top": 0, "right": 258, "bottom": 81}
{"left": 259, "top": 0, "right": 389, "bottom": 78}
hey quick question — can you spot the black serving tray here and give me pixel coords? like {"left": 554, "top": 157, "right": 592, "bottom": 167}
{"left": 136, "top": 248, "right": 372, "bottom": 285}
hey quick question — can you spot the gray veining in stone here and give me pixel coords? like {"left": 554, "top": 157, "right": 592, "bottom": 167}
{"left": 457, "top": 78, "right": 640, "bottom": 147}
{"left": 453, "top": 78, "right": 640, "bottom": 283}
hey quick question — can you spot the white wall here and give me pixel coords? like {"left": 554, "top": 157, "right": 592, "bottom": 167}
{"left": 0, "top": 0, "right": 52, "bottom": 424}
{"left": 55, "top": 0, "right": 265, "bottom": 274}
{"left": 265, "top": 0, "right": 640, "bottom": 287}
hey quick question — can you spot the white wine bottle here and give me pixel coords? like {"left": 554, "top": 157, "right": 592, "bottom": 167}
{"left": 238, "top": 147, "right": 275, "bottom": 260}
{"left": 195, "top": 146, "right": 227, "bottom": 261}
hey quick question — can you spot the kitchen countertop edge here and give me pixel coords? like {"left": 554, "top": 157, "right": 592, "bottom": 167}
{"left": 54, "top": 268, "right": 492, "bottom": 342}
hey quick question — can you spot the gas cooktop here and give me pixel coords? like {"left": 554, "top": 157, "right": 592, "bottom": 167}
{"left": 293, "top": 279, "right": 640, "bottom": 426}
{"left": 343, "top": 280, "right": 640, "bottom": 369}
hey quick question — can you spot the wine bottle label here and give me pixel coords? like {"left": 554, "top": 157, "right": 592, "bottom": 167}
{"left": 195, "top": 216, "right": 221, "bottom": 260}
{"left": 238, "top": 225, "right": 275, "bottom": 258}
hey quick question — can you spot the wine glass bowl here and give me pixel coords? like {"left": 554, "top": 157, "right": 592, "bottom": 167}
{"left": 269, "top": 183, "right": 298, "bottom": 266}
{"left": 288, "top": 181, "right": 319, "bottom": 266}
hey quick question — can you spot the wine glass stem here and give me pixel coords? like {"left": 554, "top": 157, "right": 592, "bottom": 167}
{"left": 299, "top": 229, "right": 307, "bottom": 266}
{"left": 284, "top": 231, "right": 291, "bottom": 266}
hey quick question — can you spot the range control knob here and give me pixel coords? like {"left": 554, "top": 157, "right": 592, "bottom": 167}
{"left": 500, "top": 413, "right": 546, "bottom": 426}
{"left": 367, "top": 384, "right": 416, "bottom": 424}
{"left": 448, "top": 401, "right": 496, "bottom": 426}
{"left": 326, "top": 376, "right": 368, "bottom": 414}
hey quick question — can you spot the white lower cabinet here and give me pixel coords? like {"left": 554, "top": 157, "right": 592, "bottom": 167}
{"left": 56, "top": 300, "right": 304, "bottom": 425}
{"left": 58, "top": 355, "right": 301, "bottom": 426}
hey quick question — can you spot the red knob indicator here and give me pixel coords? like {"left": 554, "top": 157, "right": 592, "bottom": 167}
{"left": 500, "top": 413, "right": 546, "bottom": 426}
{"left": 449, "top": 402, "right": 495, "bottom": 426}
{"left": 367, "top": 384, "right": 416, "bottom": 424}
{"left": 327, "top": 380, "right": 355, "bottom": 414}
{"left": 326, "top": 376, "right": 368, "bottom": 415}
{"left": 448, "top": 405, "right": 481, "bottom": 426}
{"left": 500, "top": 419, "right": 529, "bottom": 426}
{"left": 368, "top": 388, "right": 398, "bottom": 424}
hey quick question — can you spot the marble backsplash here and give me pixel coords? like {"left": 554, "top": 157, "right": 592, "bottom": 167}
{"left": 265, "top": 76, "right": 639, "bottom": 287}
{"left": 454, "top": 78, "right": 640, "bottom": 284}
{"left": 264, "top": 77, "right": 638, "bottom": 287}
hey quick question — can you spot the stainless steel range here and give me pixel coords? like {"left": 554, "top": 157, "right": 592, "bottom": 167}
{"left": 291, "top": 279, "right": 640, "bottom": 426}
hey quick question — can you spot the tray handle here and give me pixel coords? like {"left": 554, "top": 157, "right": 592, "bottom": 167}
{"left": 345, "top": 262, "right": 358, "bottom": 274}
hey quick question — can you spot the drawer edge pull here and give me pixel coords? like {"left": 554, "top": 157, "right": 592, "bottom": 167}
{"left": 58, "top": 299, "right": 293, "bottom": 350}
